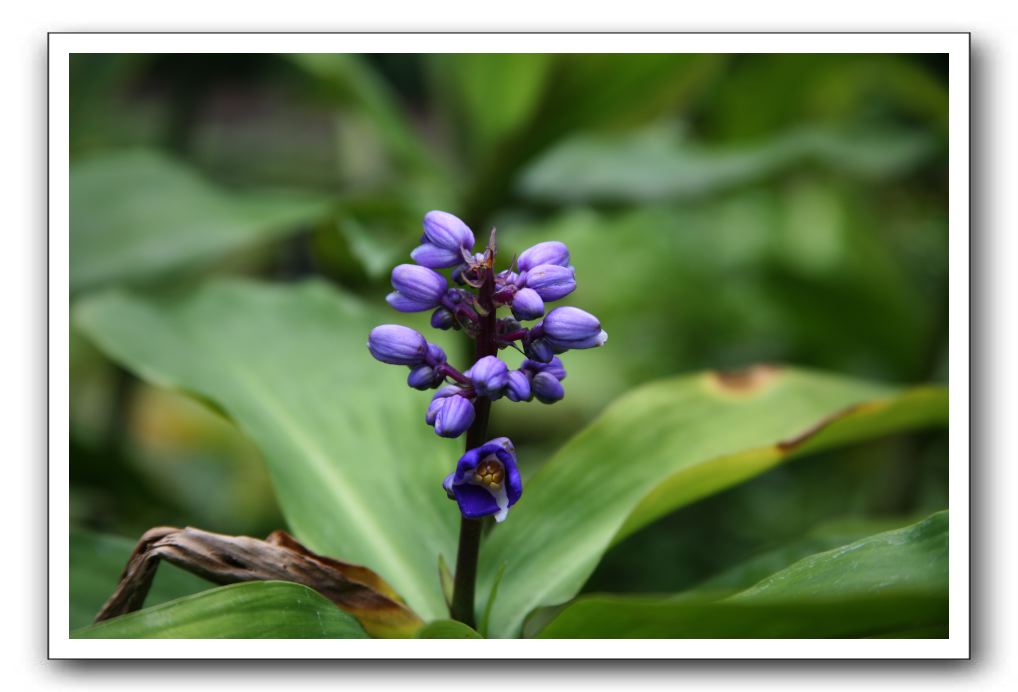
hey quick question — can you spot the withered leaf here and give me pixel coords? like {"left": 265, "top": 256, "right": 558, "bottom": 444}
{"left": 95, "top": 526, "right": 424, "bottom": 638}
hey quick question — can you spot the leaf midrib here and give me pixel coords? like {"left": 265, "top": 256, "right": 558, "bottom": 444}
{"left": 182, "top": 313, "right": 436, "bottom": 615}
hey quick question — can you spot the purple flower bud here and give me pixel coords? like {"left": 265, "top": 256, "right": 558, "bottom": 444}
{"left": 423, "top": 211, "right": 475, "bottom": 252}
{"left": 496, "top": 269, "right": 522, "bottom": 289}
{"left": 443, "top": 287, "right": 471, "bottom": 306}
{"left": 532, "top": 371, "right": 565, "bottom": 404}
{"left": 387, "top": 264, "right": 447, "bottom": 311}
{"left": 426, "top": 343, "right": 447, "bottom": 366}
{"left": 540, "top": 307, "right": 608, "bottom": 351}
{"left": 498, "top": 316, "right": 522, "bottom": 334}
{"left": 386, "top": 292, "right": 435, "bottom": 313}
{"left": 367, "top": 325, "right": 428, "bottom": 365}
{"left": 505, "top": 370, "right": 533, "bottom": 402}
{"left": 431, "top": 307, "right": 455, "bottom": 330}
{"left": 522, "top": 356, "right": 567, "bottom": 381}
{"left": 426, "top": 386, "right": 462, "bottom": 425}
{"left": 518, "top": 241, "right": 570, "bottom": 273}
{"left": 410, "top": 243, "right": 462, "bottom": 269}
{"left": 443, "top": 437, "right": 522, "bottom": 522}
{"left": 466, "top": 355, "right": 509, "bottom": 399}
{"left": 433, "top": 394, "right": 475, "bottom": 438}
{"left": 412, "top": 211, "right": 476, "bottom": 268}
{"left": 524, "top": 264, "right": 576, "bottom": 301}
{"left": 511, "top": 287, "right": 545, "bottom": 321}
{"left": 407, "top": 365, "right": 444, "bottom": 390}
{"left": 524, "top": 337, "right": 555, "bottom": 363}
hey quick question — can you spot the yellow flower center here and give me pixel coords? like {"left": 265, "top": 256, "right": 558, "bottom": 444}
{"left": 473, "top": 455, "right": 504, "bottom": 490}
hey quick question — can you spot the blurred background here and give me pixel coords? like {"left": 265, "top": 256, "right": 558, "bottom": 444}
{"left": 69, "top": 53, "right": 948, "bottom": 596}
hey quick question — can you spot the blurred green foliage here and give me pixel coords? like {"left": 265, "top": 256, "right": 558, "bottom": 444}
{"left": 69, "top": 53, "right": 948, "bottom": 605}
{"left": 536, "top": 512, "right": 948, "bottom": 638}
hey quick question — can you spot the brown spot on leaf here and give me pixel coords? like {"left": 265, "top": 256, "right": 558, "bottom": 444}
{"left": 777, "top": 401, "right": 874, "bottom": 452}
{"left": 708, "top": 364, "right": 783, "bottom": 395}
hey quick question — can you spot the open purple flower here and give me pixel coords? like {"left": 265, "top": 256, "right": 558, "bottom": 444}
{"left": 443, "top": 437, "right": 522, "bottom": 522}
{"left": 411, "top": 211, "right": 475, "bottom": 268}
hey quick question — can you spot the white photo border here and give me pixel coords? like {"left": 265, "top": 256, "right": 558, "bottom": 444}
{"left": 48, "top": 32, "right": 970, "bottom": 659}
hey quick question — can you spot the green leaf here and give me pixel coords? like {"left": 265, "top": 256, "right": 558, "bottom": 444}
{"left": 688, "top": 515, "right": 928, "bottom": 595}
{"left": 415, "top": 619, "right": 484, "bottom": 639}
{"left": 70, "top": 528, "right": 210, "bottom": 631}
{"left": 75, "top": 280, "right": 459, "bottom": 620}
{"left": 428, "top": 54, "right": 552, "bottom": 159}
{"left": 71, "top": 150, "right": 331, "bottom": 292}
{"left": 535, "top": 512, "right": 948, "bottom": 638}
{"left": 495, "top": 197, "right": 940, "bottom": 425}
{"left": 618, "top": 384, "right": 947, "bottom": 540}
{"left": 479, "top": 368, "right": 948, "bottom": 638}
{"left": 461, "top": 54, "right": 724, "bottom": 221}
{"left": 535, "top": 594, "right": 946, "bottom": 639}
{"left": 72, "top": 581, "right": 368, "bottom": 639}
{"left": 519, "top": 125, "right": 934, "bottom": 204}
{"left": 534, "top": 55, "right": 725, "bottom": 138}
{"left": 730, "top": 510, "right": 948, "bottom": 601}
{"left": 478, "top": 562, "right": 507, "bottom": 639}
{"left": 438, "top": 554, "right": 454, "bottom": 610}
{"left": 287, "top": 54, "right": 439, "bottom": 173}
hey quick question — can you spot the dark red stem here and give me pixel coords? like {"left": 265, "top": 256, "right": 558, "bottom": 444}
{"left": 449, "top": 254, "right": 497, "bottom": 629}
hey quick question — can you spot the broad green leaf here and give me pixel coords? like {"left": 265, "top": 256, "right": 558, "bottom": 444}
{"left": 479, "top": 368, "right": 947, "bottom": 637}
{"left": 428, "top": 54, "right": 552, "bottom": 159}
{"left": 287, "top": 54, "right": 438, "bottom": 173}
{"left": 618, "top": 385, "right": 947, "bottom": 540}
{"left": 536, "top": 512, "right": 948, "bottom": 638}
{"left": 478, "top": 562, "right": 508, "bottom": 639}
{"left": 495, "top": 198, "right": 938, "bottom": 425}
{"left": 70, "top": 528, "right": 210, "bottom": 631}
{"left": 534, "top": 594, "right": 946, "bottom": 639}
{"left": 75, "top": 280, "right": 459, "bottom": 620}
{"left": 532, "top": 55, "right": 725, "bottom": 140}
{"left": 415, "top": 620, "right": 484, "bottom": 639}
{"left": 72, "top": 581, "right": 368, "bottom": 639}
{"left": 71, "top": 150, "right": 331, "bottom": 292}
{"left": 462, "top": 54, "right": 724, "bottom": 220}
{"left": 868, "top": 626, "right": 949, "bottom": 639}
{"left": 702, "top": 54, "right": 948, "bottom": 140}
{"left": 437, "top": 554, "right": 454, "bottom": 610}
{"left": 730, "top": 511, "right": 948, "bottom": 601}
{"left": 519, "top": 125, "right": 934, "bottom": 204}
{"left": 688, "top": 515, "right": 927, "bottom": 595}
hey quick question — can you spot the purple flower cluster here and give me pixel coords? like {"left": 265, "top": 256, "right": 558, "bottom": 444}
{"left": 367, "top": 210, "right": 606, "bottom": 521}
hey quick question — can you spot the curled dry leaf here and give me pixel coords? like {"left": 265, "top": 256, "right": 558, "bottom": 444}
{"left": 95, "top": 526, "right": 424, "bottom": 638}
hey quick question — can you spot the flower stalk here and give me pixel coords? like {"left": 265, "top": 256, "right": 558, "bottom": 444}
{"left": 366, "top": 210, "right": 606, "bottom": 630}
{"left": 450, "top": 255, "right": 496, "bottom": 627}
